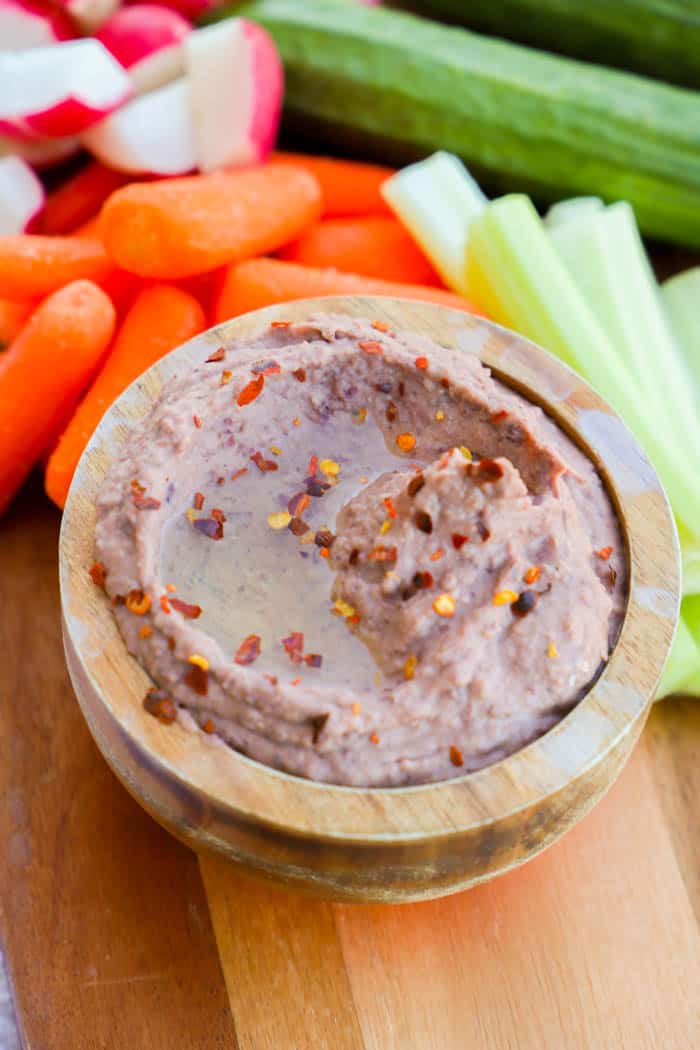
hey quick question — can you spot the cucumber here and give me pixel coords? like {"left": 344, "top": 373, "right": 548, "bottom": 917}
{"left": 237, "top": 0, "right": 700, "bottom": 249}
{"left": 409, "top": 1, "right": 700, "bottom": 90}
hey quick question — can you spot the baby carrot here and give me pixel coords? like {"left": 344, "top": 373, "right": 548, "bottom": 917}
{"left": 0, "top": 235, "right": 112, "bottom": 300}
{"left": 99, "top": 166, "right": 322, "bottom": 279}
{"left": 41, "top": 162, "right": 134, "bottom": 235}
{"left": 270, "top": 152, "right": 394, "bottom": 217}
{"left": 0, "top": 298, "right": 35, "bottom": 350}
{"left": 213, "top": 258, "right": 484, "bottom": 324}
{"left": 0, "top": 280, "right": 115, "bottom": 517}
{"left": 279, "top": 216, "right": 442, "bottom": 286}
{"left": 46, "top": 284, "right": 206, "bottom": 509}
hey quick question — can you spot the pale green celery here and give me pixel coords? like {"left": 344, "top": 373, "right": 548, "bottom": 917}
{"left": 662, "top": 268, "right": 700, "bottom": 396}
{"left": 381, "top": 151, "right": 487, "bottom": 296}
{"left": 656, "top": 611, "right": 700, "bottom": 699}
{"left": 465, "top": 195, "right": 700, "bottom": 537}
{"left": 549, "top": 202, "right": 700, "bottom": 460}
{"left": 544, "top": 197, "right": 604, "bottom": 229}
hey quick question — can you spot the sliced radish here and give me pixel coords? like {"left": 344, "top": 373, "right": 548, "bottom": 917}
{"left": 0, "top": 156, "right": 44, "bottom": 233}
{"left": 52, "top": 0, "right": 119, "bottom": 32}
{"left": 0, "top": 132, "right": 79, "bottom": 168}
{"left": 129, "top": 38, "right": 184, "bottom": 95}
{"left": 97, "top": 4, "right": 191, "bottom": 68}
{"left": 0, "top": 0, "right": 74, "bottom": 50}
{"left": 185, "top": 18, "right": 283, "bottom": 172}
{"left": 0, "top": 40, "right": 132, "bottom": 140}
{"left": 135, "top": 0, "right": 222, "bottom": 19}
{"left": 82, "top": 78, "right": 195, "bottom": 175}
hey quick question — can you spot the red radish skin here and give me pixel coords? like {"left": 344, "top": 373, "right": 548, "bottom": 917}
{"left": 0, "top": 0, "right": 74, "bottom": 48}
{"left": 130, "top": 0, "right": 222, "bottom": 20}
{"left": 97, "top": 4, "right": 191, "bottom": 69}
{"left": 0, "top": 157, "right": 44, "bottom": 234}
{"left": 244, "top": 19, "right": 283, "bottom": 160}
{"left": 0, "top": 40, "right": 132, "bottom": 140}
{"left": 52, "top": 0, "right": 119, "bottom": 32}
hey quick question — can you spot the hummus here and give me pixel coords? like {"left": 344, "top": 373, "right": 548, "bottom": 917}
{"left": 95, "top": 315, "right": 625, "bottom": 787}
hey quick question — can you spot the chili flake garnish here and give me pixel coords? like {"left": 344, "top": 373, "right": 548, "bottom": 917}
{"left": 308, "top": 454, "right": 319, "bottom": 475}
{"left": 271, "top": 320, "right": 290, "bottom": 328}
{"left": 282, "top": 632, "right": 305, "bottom": 662}
{"left": 414, "top": 510, "right": 432, "bottom": 534}
{"left": 396, "top": 432, "right": 416, "bottom": 452}
{"left": 380, "top": 519, "right": 392, "bottom": 535}
{"left": 220, "top": 369, "right": 233, "bottom": 386}
{"left": 193, "top": 491, "right": 205, "bottom": 510}
{"left": 131, "top": 479, "right": 145, "bottom": 496}
{"left": 466, "top": 459, "right": 504, "bottom": 483}
{"left": 250, "top": 450, "right": 278, "bottom": 473}
{"left": 430, "top": 548, "right": 444, "bottom": 562}
{"left": 404, "top": 654, "right": 418, "bottom": 680}
{"left": 251, "top": 359, "right": 281, "bottom": 376}
{"left": 596, "top": 546, "right": 613, "bottom": 561}
{"left": 125, "top": 589, "right": 152, "bottom": 615}
{"left": 193, "top": 517, "right": 224, "bottom": 540}
{"left": 264, "top": 673, "right": 278, "bottom": 685}
{"left": 89, "top": 561, "right": 106, "bottom": 588}
{"left": 112, "top": 594, "right": 125, "bottom": 606}
{"left": 160, "top": 594, "right": 171, "bottom": 613}
{"left": 315, "top": 528, "right": 335, "bottom": 548}
{"left": 358, "top": 340, "right": 383, "bottom": 355}
{"left": 354, "top": 407, "right": 368, "bottom": 424}
{"left": 293, "top": 416, "right": 301, "bottom": 427}
{"left": 385, "top": 401, "right": 398, "bottom": 423}
{"left": 289, "top": 517, "right": 310, "bottom": 536}
{"left": 512, "top": 590, "right": 537, "bottom": 617}
{"left": 524, "top": 565, "right": 541, "bottom": 584}
{"left": 319, "top": 458, "right": 340, "bottom": 477}
{"left": 184, "top": 662, "right": 208, "bottom": 696}
{"left": 288, "top": 492, "right": 310, "bottom": 518}
{"left": 407, "top": 474, "right": 425, "bottom": 497}
{"left": 305, "top": 653, "right": 323, "bottom": 669}
{"left": 415, "top": 356, "right": 428, "bottom": 370}
{"left": 384, "top": 496, "right": 398, "bottom": 519}
{"left": 491, "top": 409, "right": 508, "bottom": 422}
{"left": 433, "top": 593, "right": 456, "bottom": 617}
{"left": 413, "top": 571, "right": 434, "bottom": 590}
{"left": 368, "top": 545, "right": 397, "bottom": 562}
{"left": 143, "top": 688, "right": 177, "bottom": 724}
{"left": 193, "top": 414, "right": 202, "bottom": 429}
{"left": 291, "top": 677, "right": 301, "bottom": 686}
{"left": 348, "top": 613, "right": 361, "bottom": 626}
{"left": 268, "top": 510, "right": 291, "bottom": 530}
{"left": 216, "top": 476, "right": 225, "bottom": 486}
{"left": 234, "top": 634, "right": 262, "bottom": 665}
{"left": 229, "top": 467, "right": 247, "bottom": 483}
{"left": 138, "top": 625, "right": 152, "bottom": 639}
{"left": 310, "top": 712, "right": 329, "bottom": 743}
{"left": 203, "top": 719, "right": 215, "bottom": 734}
{"left": 548, "top": 642, "right": 558, "bottom": 659}
{"left": 435, "top": 409, "right": 445, "bottom": 421}
{"left": 352, "top": 702, "right": 362, "bottom": 715}
{"left": 292, "top": 367, "right": 306, "bottom": 382}
{"left": 372, "top": 320, "right": 390, "bottom": 332}
{"left": 450, "top": 745, "right": 464, "bottom": 768}
{"left": 170, "top": 597, "right": 202, "bottom": 619}
{"left": 133, "top": 494, "right": 161, "bottom": 511}
{"left": 493, "top": 589, "right": 518, "bottom": 606}
{"left": 452, "top": 534, "right": 469, "bottom": 550}
{"left": 236, "top": 373, "right": 264, "bottom": 407}
{"left": 459, "top": 446, "right": 472, "bottom": 461}
{"left": 370, "top": 732, "right": 380, "bottom": 745}
{"left": 211, "top": 507, "right": 226, "bottom": 524}
{"left": 333, "top": 599, "right": 356, "bottom": 619}
{"left": 206, "top": 346, "right": 225, "bottom": 363}
{"left": 319, "top": 548, "right": 330, "bottom": 558}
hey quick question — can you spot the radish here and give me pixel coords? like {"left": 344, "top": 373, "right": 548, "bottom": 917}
{"left": 129, "top": 37, "right": 184, "bottom": 95}
{"left": 52, "top": 0, "right": 119, "bottom": 32}
{"left": 0, "top": 132, "right": 80, "bottom": 168}
{"left": 97, "top": 4, "right": 191, "bottom": 69}
{"left": 0, "top": 155, "right": 44, "bottom": 233}
{"left": 82, "top": 78, "right": 196, "bottom": 175}
{"left": 0, "top": 0, "right": 74, "bottom": 50}
{"left": 0, "top": 40, "right": 132, "bottom": 140}
{"left": 185, "top": 18, "right": 283, "bottom": 172}
{"left": 135, "top": 0, "right": 223, "bottom": 20}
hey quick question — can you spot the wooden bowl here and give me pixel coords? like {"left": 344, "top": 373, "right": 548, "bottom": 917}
{"left": 59, "top": 297, "right": 680, "bottom": 903}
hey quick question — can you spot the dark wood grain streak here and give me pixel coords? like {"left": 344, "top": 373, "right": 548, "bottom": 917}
{"left": 0, "top": 480, "right": 237, "bottom": 1050}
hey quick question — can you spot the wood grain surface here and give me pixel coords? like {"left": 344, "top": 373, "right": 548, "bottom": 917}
{"left": 2, "top": 480, "right": 699, "bottom": 1049}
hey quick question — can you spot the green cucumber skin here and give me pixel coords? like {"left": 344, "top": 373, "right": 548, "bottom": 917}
{"left": 409, "top": 0, "right": 700, "bottom": 90}
{"left": 237, "top": 0, "right": 700, "bottom": 250}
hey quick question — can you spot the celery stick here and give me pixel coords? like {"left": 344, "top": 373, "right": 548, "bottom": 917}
{"left": 544, "top": 197, "right": 604, "bottom": 229}
{"left": 465, "top": 194, "right": 700, "bottom": 538}
{"left": 662, "top": 268, "right": 700, "bottom": 396}
{"left": 549, "top": 202, "right": 700, "bottom": 454}
{"left": 656, "top": 613, "right": 700, "bottom": 699}
{"left": 381, "top": 151, "right": 487, "bottom": 296}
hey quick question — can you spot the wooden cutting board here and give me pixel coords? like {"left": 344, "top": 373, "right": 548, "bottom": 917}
{"left": 1, "top": 481, "right": 699, "bottom": 1050}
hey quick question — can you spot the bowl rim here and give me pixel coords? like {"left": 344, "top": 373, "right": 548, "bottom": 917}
{"left": 59, "top": 296, "right": 681, "bottom": 844}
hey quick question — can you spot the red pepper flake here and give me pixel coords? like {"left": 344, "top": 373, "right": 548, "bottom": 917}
{"left": 193, "top": 491, "right": 205, "bottom": 510}
{"left": 133, "top": 494, "right": 161, "bottom": 511}
{"left": 220, "top": 370, "right": 233, "bottom": 386}
{"left": 206, "top": 346, "right": 225, "bottom": 363}
{"left": 358, "top": 340, "right": 383, "bottom": 355}
{"left": 450, "top": 745, "right": 464, "bottom": 768}
{"left": 348, "top": 613, "right": 361, "bottom": 625}
{"left": 250, "top": 450, "right": 278, "bottom": 473}
{"left": 143, "top": 688, "right": 177, "bottom": 725}
{"left": 385, "top": 400, "right": 398, "bottom": 423}
{"left": 282, "top": 632, "right": 304, "bottom": 664}
{"left": 524, "top": 565, "right": 541, "bottom": 584}
{"left": 412, "top": 571, "right": 434, "bottom": 590}
{"left": 264, "top": 673, "right": 278, "bottom": 685}
{"left": 216, "top": 476, "right": 225, "bottom": 486}
{"left": 305, "top": 653, "right": 323, "bottom": 669}
{"left": 415, "top": 356, "right": 429, "bottom": 370}
{"left": 414, "top": 510, "right": 433, "bottom": 534}
{"left": 203, "top": 719, "right": 215, "bottom": 734}
{"left": 234, "top": 634, "right": 262, "bottom": 665}
{"left": 231, "top": 466, "right": 248, "bottom": 482}
{"left": 292, "top": 367, "right": 307, "bottom": 382}
{"left": 372, "top": 320, "right": 391, "bottom": 333}
{"left": 441, "top": 378, "right": 450, "bottom": 390}
{"left": 319, "top": 548, "right": 330, "bottom": 559}
{"left": 211, "top": 507, "right": 226, "bottom": 524}
{"left": 89, "top": 561, "right": 106, "bottom": 589}
{"left": 289, "top": 517, "right": 310, "bottom": 536}
{"left": 167, "top": 636, "right": 175, "bottom": 651}
{"left": 288, "top": 492, "right": 311, "bottom": 517}
{"left": 112, "top": 594, "right": 125, "bottom": 607}
{"left": 237, "top": 373, "right": 264, "bottom": 407}
{"left": 367, "top": 545, "right": 397, "bottom": 562}
{"left": 251, "top": 359, "right": 281, "bottom": 376}
{"left": 452, "top": 533, "right": 469, "bottom": 550}
{"left": 131, "top": 479, "right": 146, "bottom": 496}
{"left": 384, "top": 496, "right": 398, "bottom": 519}
{"left": 160, "top": 594, "right": 171, "bottom": 614}
{"left": 125, "top": 589, "right": 152, "bottom": 615}
{"left": 466, "top": 459, "right": 504, "bottom": 483}
{"left": 314, "top": 528, "right": 335, "bottom": 549}
{"left": 193, "top": 517, "right": 224, "bottom": 540}
{"left": 430, "top": 548, "right": 444, "bottom": 562}
{"left": 370, "top": 732, "right": 380, "bottom": 745}
{"left": 193, "top": 414, "right": 202, "bottom": 429}
{"left": 271, "top": 320, "right": 290, "bottom": 328}
{"left": 310, "top": 712, "right": 329, "bottom": 742}
{"left": 291, "top": 676, "right": 301, "bottom": 686}
{"left": 166, "top": 583, "right": 177, "bottom": 592}
{"left": 491, "top": 409, "right": 508, "bottom": 422}
{"left": 184, "top": 663, "right": 208, "bottom": 696}
{"left": 306, "top": 454, "right": 318, "bottom": 476}
{"left": 170, "top": 597, "right": 202, "bottom": 619}
{"left": 396, "top": 432, "right": 416, "bottom": 452}
{"left": 596, "top": 546, "right": 613, "bottom": 561}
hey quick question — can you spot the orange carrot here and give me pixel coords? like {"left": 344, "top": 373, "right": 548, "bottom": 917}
{"left": 213, "top": 258, "right": 484, "bottom": 325}
{"left": 41, "top": 162, "right": 134, "bottom": 235}
{"left": 99, "top": 166, "right": 322, "bottom": 279}
{"left": 0, "top": 235, "right": 112, "bottom": 300}
{"left": 0, "top": 298, "right": 35, "bottom": 350}
{"left": 46, "top": 284, "right": 206, "bottom": 509}
{"left": 0, "top": 281, "right": 115, "bottom": 516}
{"left": 279, "top": 216, "right": 443, "bottom": 286}
{"left": 270, "top": 152, "right": 394, "bottom": 217}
